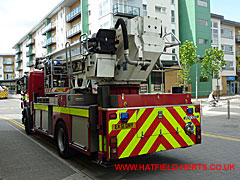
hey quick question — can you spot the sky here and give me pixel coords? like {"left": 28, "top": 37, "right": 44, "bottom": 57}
{"left": 0, "top": 0, "right": 62, "bottom": 54}
{"left": 0, "top": 0, "right": 239, "bottom": 54}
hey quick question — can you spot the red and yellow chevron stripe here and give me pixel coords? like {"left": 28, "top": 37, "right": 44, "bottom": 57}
{"left": 106, "top": 105, "right": 201, "bottom": 160}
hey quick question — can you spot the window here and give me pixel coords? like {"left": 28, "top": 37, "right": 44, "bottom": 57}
{"left": 5, "top": 58, "right": 12, "bottom": 64}
{"left": 171, "top": 10, "right": 175, "bottom": 23}
{"left": 198, "top": 0, "right": 208, "bottom": 7}
{"left": 5, "top": 66, "right": 13, "bottom": 72}
{"left": 221, "top": 28, "right": 233, "bottom": 39}
{"left": 143, "top": 4, "right": 147, "bottom": 16}
{"left": 198, "top": 19, "right": 208, "bottom": 26}
{"left": 143, "top": 4, "right": 147, "bottom": 11}
{"left": 225, "top": 61, "right": 234, "bottom": 70}
{"left": 222, "top": 45, "right": 234, "bottom": 54}
{"left": 212, "top": 22, "right": 218, "bottom": 28}
{"left": 99, "top": 0, "right": 109, "bottom": 17}
{"left": 171, "top": 0, "right": 175, "bottom": 4}
{"left": 6, "top": 74, "right": 13, "bottom": 80}
{"left": 164, "top": 27, "right": 167, "bottom": 33}
{"left": 172, "top": 29, "right": 175, "bottom": 42}
{"left": 172, "top": 49, "right": 176, "bottom": 61}
{"left": 211, "top": 21, "right": 219, "bottom": 45}
{"left": 199, "top": 39, "right": 208, "bottom": 44}
{"left": 155, "top": 6, "right": 166, "bottom": 13}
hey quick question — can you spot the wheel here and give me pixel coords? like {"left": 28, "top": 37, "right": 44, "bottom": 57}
{"left": 56, "top": 121, "right": 70, "bottom": 158}
{"left": 25, "top": 107, "right": 33, "bottom": 135}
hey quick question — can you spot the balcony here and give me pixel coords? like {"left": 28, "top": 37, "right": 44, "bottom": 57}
{"left": 41, "top": 21, "right": 56, "bottom": 35}
{"left": 67, "top": 23, "right": 81, "bottom": 39}
{"left": 16, "top": 66, "right": 23, "bottom": 71}
{"left": 15, "top": 48, "right": 22, "bottom": 54}
{"left": 42, "top": 40, "right": 47, "bottom": 48}
{"left": 236, "top": 36, "right": 240, "bottom": 43}
{"left": 26, "top": 38, "right": 35, "bottom": 47}
{"left": 66, "top": 5, "right": 81, "bottom": 23}
{"left": 26, "top": 60, "right": 35, "bottom": 67}
{"left": 4, "top": 69, "right": 14, "bottom": 73}
{"left": 113, "top": 4, "right": 140, "bottom": 18}
{"left": 42, "top": 37, "right": 56, "bottom": 48}
{"left": 15, "top": 57, "right": 22, "bottom": 63}
{"left": 26, "top": 50, "right": 35, "bottom": 57}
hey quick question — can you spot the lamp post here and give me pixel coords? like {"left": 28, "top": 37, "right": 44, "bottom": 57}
{"left": 196, "top": 55, "right": 200, "bottom": 102}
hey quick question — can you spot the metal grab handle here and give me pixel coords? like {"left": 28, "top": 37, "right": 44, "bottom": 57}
{"left": 79, "top": 33, "right": 89, "bottom": 56}
{"left": 65, "top": 42, "right": 73, "bottom": 89}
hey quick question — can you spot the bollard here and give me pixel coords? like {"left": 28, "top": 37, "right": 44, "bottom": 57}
{"left": 227, "top": 100, "right": 230, "bottom": 119}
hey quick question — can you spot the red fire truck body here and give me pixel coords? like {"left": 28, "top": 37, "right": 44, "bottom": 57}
{"left": 20, "top": 16, "right": 201, "bottom": 162}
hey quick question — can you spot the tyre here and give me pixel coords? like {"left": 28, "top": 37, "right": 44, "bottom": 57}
{"left": 56, "top": 121, "right": 70, "bottom": 158}
{"left": 25, "top": 107, "right": 33, "bottom": 135}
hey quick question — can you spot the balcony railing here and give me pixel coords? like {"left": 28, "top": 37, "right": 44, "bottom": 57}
{"left": 42, "top": 37, "right": 56, "bottom": 48}
{"left": 113, "top": 3, "right": 140, "bottom": 18}
{"left": 15, "top": 57, "right": 22, "bottom": 63}
{"left": 15, "top": 48, "right": 22, "bottom": 54}
{"left": 67, "top": 23, "right": 81, "bottom": 39}
{"left": 41, "top": 21, "right": 56, "bottom": 35}
{"left": 236, "top": 36, "right": 240, "bottom": 43}
{"left": 26, "top": 60, "right": 35, "bottom": 67}
{"left": 16, "top": 66, "right": 23, "bottom": 71}
{"left": 26, "top": 50, "right": 35, "bottom": 57}
{"left": 4, "top": 69, "right": 14, "bottom": 73}
{"left": 66, "top": 5, "right": 81, "bottom": 23}
{"left": 26, "top": 38, "right": 35, "bottom": 47}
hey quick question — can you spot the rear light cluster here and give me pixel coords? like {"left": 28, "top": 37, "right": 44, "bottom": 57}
{"left": 187, "top": 108, "right": 193, "bottom": 114}
{"left": 196, "top": 126, "right": 201, "bottom": 144}
{"left": 195, "top": 107, "right": 200, "bottom": 113}
{"left": 110, "top": 137, "right": 117, "bottom": 159}
{"left": 120, "top": 112, "right": 129, "bottom": 123}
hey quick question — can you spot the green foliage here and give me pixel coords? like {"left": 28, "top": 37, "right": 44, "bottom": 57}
{"left": 201, "top": 47, "right": 225, "bottom": 79}
{"left": 178, "top": 41, "right": 198, "bottom": 86}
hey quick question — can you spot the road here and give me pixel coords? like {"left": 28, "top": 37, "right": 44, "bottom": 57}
{"left": 0, "top": 97, "right": 239, "bottom": 180}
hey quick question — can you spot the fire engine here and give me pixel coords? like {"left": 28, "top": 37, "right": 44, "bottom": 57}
{"left": 18, "top": 16, "right": 201, "bottom": 162}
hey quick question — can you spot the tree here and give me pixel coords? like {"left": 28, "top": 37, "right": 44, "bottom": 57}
{"left": 201, "top": 47, "right": 225, "bottom": 98}
{"left": 178, "top": 41, "right": 198, "bottom": 92}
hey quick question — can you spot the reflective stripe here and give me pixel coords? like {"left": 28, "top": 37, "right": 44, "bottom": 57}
{"left": 34, "top": 105, "right": 89, "bottom": 117}
{"left": 99, "top": 135, "right": 102, "bottom": 151}
{"left": 34, "top": 104, "right": 48, "bottom": 111}
{"left": 116, "top": 109, "right": 141, "bottom": 146}
{"left": 53, "top": 106, "right": 89, "bottom": 118}
{"left": 167, "top": 107, "right": 194, "bottom": 145}
{"left": 104, "top": 136, "right": 107, "bottom": 152}
{"left": 120, "top": 109, "right": 158, "bottom": 159}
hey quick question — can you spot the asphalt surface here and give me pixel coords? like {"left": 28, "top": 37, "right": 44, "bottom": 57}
{"left": 0, "top": 96, "right": 239, "bottom": 180}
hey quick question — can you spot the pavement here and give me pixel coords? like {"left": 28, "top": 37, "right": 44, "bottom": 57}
{"left": 0, "top": 96, "right": 239, "bottom": 180}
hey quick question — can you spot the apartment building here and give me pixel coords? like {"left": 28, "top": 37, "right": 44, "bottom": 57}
{"left": 0, "top": 55, "right": 15, "bottom": 80}
{"left": 88, "top": 0, "right": 143, "bottom": 35}
{"left": 177, "top": 0, "right": 212, "bottom": 97}
{"left": 235, "top": 25, "right": 240, "bottom": 94}
{"left": 141, "top": 0, "right": 179, "bottom": 93}
{"left": 13, "top": 0, "right": 88, "bottom": 79}
{"left": 211, "top": 14, "right": 239, "bottom": 95}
